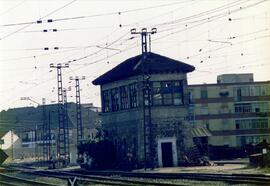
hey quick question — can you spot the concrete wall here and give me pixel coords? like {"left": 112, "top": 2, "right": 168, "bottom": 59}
{"left": 189, "top": 81, "right": 270, "bottom": 148}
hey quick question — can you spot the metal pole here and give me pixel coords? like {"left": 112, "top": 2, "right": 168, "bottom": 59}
{"left": 70, "top": 76, "right": 85, "bottom": 158}
{"left": 131, "top": 28, "right": 157, "bottom": 169}
{"left": 50, "top": 63, "right": 69, "bottom": 167}
{"left": 11, "top": 130, "right": 14, "bottom": 160}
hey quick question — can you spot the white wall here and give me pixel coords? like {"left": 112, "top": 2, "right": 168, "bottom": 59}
{"left": 1, "top": 131, "right": 20, "bottom": 150}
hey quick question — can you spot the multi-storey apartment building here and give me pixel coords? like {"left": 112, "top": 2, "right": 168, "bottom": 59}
{"left": 188, "top": 74, "right": 270, "bottom": 158}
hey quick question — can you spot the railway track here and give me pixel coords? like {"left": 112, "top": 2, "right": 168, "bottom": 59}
{"left": 23, "top": 170, "right": 188, "bottom": 186}
{"left": 25, "top": 169, "right": 270, "bottom": 185}
{"left": 0, "top": 172, "right": 61, "bottom": 186}
{"left": 4, "top": 164, "right": 270, "bottom": 185}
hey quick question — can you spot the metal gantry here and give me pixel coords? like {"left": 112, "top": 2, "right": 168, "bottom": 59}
{"left": 70, "top": 76, "right": 85, "bottom": 148}
{"left": 131, "top": 28, "right": 157, "bottom": 169}
{"left": 50, "top": 63, "right": 69, "bottom": 166}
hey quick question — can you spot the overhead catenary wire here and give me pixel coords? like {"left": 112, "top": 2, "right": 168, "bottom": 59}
{"left": 0, "top": 0, "right": 260, "bottom": 61}
{"left": 0, "top": 1, "right": 190, "bottom": 27}
{"left": 0, "top": 0, "right": 27, "bottom": 17}
{"left": 0, "top": 0, "right": 77, "bottom": 40}
{"left": 0, "top": 0, "right": 268, "bottom": 110}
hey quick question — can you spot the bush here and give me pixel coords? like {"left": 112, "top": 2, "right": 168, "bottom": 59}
{"left": 78, "top": 140, "right": 116, "bottom": 169}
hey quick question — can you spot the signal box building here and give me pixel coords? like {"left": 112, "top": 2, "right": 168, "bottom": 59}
{"left": 92, "top": 52, "right": 197, "bottom": 168}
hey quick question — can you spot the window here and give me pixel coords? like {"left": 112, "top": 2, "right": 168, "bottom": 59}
{"left": 235, "top": 102, "right": 268, "bottom": 113}
{"left": 102, "top": 90, "right": 111, "bottom": 112}
{"left": 250, "top": 86, "right": 267, "bottom": 96}
{"left": 200, "top": 89, "right": 208, "bottom": 99}
{"left": 111, "top": 88, "right": 119, "bottom": 111}
{"left": 152, "top": 80, "right": 184, "bottom": 106}
{"left": 162, "top": 81, "right": 173, "bottom": 105}
{"left": 234, "top": 103, "right": 252, "bottom": 113}
{"left": 234, "top": 86, "right": 250, "bottom": 101}
{"left": 237, "top": 135, "right": 270, "bottom": 146}
{"left": 173, "top": 81, "right": 183, "bottom": 105}
{"left": 120, "top": 86, "right": 129, "bottom": 109}
{"left": 235, "top": 119, "right": 268, "bottom": 130}
{"left": 129, "top": 83, "right": 138, "bottom": 108}
{"left": 201, "top": 104, "right": 209, "bottom": 115}
{"left": 152, "top": 82, "right": 162, "bottom": 105}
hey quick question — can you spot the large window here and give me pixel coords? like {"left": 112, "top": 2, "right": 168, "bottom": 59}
{"left": 234, "top": 102, "right": 268, "bottom": 113}
{"left": 173, "top": 81, "right": 183, "bottom": 105}
{"left": 102, "top": 90, "right": 111, "bottom": 112}
{"left": 111, "top": 88, "right": 119, "bottom": 111}
{"left": 236, "top": 135, "right": 270, "bottom": 146}
{"left": 129, "top": 83, "right": 138, "bottom": 108}
{"left": 162, "top": 81, "right": 173, "bottom": 105}
{"left": 234, "top": 85, "right": 268, "bottom": 99}
{"left": 235, "top": 103, "right": 252, "bottom": 113}
{"left": 200, "top": 89, "right": 208, "bottom": 99}
{"left": 152, "top": 80, "right": 184, "bottom": 106}
{"left": 120, "top": 86, "right": 129, "bottom": 109}
{"left": 152, "top": 82, "right": 162, "bottom": 105}
{"left": 101, "top": 80, "right": 185, "bottom": 112}
{"left": 235, "top": 119, "right": 268, "bottom": 130}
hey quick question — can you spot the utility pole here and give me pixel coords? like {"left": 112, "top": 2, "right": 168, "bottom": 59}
{"left": 131, "top": 28, "right": 157, "bottom": 169}
{"left": 48, "top": 111, "right": 51, "bottom": 160}
{"left": 63, "top": 88, "right": 70, "bottom": 164}
{"left": 42, "top": 98, "right": 49, "bottom": 161}
{"left": 35, "top": 124, "right": 38, "bottom": 160}
{"left": 70, "top": 76, "right": 85, "bottom": 152}
{"left": 50, "top": 63, "right": 69, "bottom": 166}
{"left": 11, "top": 130, "right": 14, "bottom": 160}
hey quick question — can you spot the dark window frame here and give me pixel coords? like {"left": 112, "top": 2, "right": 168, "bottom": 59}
{"left": 120, "top": 85, "right": 129, "bottom": 110}
{"left": 129, "top": 83, "right": 138, "bottom": 108}
{"left": 152, "top": 80, "right": 184, "bottom": 106}
{"left": 102, "top": 89, "right": 111, "bottom": 113}
{"left": 111, "top": 88, "right": 120, "bottom": 112}
{"left": 200, "top": 89, "right": 208, "bottom": 99}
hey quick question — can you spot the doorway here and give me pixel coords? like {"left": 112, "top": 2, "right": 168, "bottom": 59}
{"left": 161, "top": 142, "right": 173, "bottom": 167}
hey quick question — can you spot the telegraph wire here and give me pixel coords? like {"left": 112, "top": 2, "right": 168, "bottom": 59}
{"left": 0, "top": 0, "right": 77, "bottom": 40}
{"left": 153, "top": 0, "right": 248, "bottom": 27}
{"left": 153, "top": 0, "right": 267, "bottom": 42}
{"left": 1, "top": 0, "right": 268, "bottom": 109}
{"left": 0, "top": 1, "right": 189, "bottom": 27}
{"left": 0, "top": 1, "right": 259, "bottom": 61}
{"left": 0, "top": 0, "right": 27, "bottom": 17}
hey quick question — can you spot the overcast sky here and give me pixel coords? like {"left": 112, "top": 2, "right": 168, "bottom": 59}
{"left": 0, "top": 0, "right": 269, "bottom": 111}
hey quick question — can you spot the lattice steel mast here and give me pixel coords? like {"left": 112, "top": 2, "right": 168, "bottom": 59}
{"left": 50, "top": 63, "right": 69, "bottom": 166}
{"left": 42, "top": 98, "right": 49, "bottom": 161}
{"left": 63, "top": 88, "right": 70, "bottom": 164}
{"left": 70, "top": 76, "right": 85, "bottom": 147}
{"left": 131, "top": 28, "right": 157, "bottom": 169}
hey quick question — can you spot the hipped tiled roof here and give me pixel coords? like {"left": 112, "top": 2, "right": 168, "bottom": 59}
{"left": 92, "top": 52, "right": 195, "bottom": 85}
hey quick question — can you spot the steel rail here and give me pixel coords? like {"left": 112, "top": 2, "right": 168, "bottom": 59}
{"left": 65, "top": 169, "right": 270, "bottom": 185}
{"left": 6, "top": 164, "right": 270, "bottom": 185}
{"left": 0, "top": 172, "right": 61, "bottom": 186}
{"left": 23, "top": 170, "right": 187, "bottom": 186}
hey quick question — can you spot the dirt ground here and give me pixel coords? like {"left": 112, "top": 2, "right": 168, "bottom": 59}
{"left": 134, "top": 159, "right": 269, "bottom": 175}
{"left": 148, "top": 165, "right": 269, "bottom": 175}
